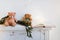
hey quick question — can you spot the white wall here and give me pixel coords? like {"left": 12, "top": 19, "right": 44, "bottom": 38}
{"left": 0, "top": 0, "right": 31, "bottom": 20}
{"left": 0, "top": 0, "right": 60, "bottom": 40}
{"left": 31, "top": 0, "right": 60, "bottom": 40}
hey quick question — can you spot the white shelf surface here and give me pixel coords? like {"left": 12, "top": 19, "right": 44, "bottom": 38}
{"left": 0, "top": 24, "right": 55, "bottom": 40}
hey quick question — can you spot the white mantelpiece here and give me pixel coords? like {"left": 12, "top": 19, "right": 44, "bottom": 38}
{"left": 0, "top": 24, "right": 54, "bottom": 40}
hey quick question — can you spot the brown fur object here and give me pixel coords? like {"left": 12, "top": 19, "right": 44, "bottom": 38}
{"left": 22, "top": 14, "right": 32, "bottom": 21}
{"left": 22, "top": 13, "right": 32, "bottom": 27}
{"left": 4, "top": 12, "right": 16, "bottom": 26}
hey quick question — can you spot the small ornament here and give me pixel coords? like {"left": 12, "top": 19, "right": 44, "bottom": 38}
{"left": 17, "top": 13, "right": 33, "bottom": 38}
{"left": 4, "top": 12, "right": 16, "bottom": 26}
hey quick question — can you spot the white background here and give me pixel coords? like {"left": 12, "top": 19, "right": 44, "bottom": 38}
{"left": 0, "top": 0, "right": 60, "bottom": 40}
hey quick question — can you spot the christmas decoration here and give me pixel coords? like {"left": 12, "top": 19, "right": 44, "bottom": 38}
{"left": 17, "top": 13, "right": 33, "bottom": 37}
{"left": 4, "top": 12, "right": 17, "bottom": 26}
